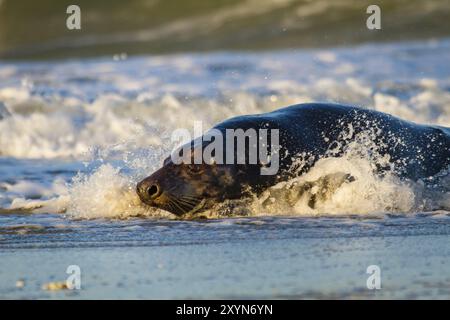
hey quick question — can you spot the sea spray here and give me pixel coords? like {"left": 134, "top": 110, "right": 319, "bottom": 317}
{"left": 66, "top": 164, "right": 170, "bottom": 219}
{"left": 1, "top": 41, "right": 450, "bottom": 218}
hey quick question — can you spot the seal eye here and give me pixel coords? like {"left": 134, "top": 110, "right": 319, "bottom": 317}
{"left": 187, "top": 165, "right": 203, "bottom": 175}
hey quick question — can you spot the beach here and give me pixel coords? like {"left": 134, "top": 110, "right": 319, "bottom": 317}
{"left": 1, "top": 0, "right": 450, "bottom": 300}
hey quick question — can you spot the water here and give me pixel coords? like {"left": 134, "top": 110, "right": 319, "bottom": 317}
{"left": 1, "top": 214, "right": 450, "bottom": 299}
{"left": 1, "top": 37, "right": 450, "bottom": 298}
{"left": 1, "top": 0, "right": 450, "bottom": 59}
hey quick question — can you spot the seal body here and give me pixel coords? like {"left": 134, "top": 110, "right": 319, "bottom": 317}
{"left": 137, "top": 103, "right": 450, "bottom": 216}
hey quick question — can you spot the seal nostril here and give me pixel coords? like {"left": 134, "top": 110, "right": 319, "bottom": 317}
{"left": 147, "top": 184, "right": 159, "bottom": 198}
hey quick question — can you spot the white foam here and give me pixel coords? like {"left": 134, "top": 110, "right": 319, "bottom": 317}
{"left": 1, "top": 40, "right": 450, "bottom": 218}
{"left": 62, "top": 138, "right": 176, "bottom": 218}
{"left": 252, "top": 156, "right": 419, "bottom": 217}
{"left": 66, "top": 164, "right": 146, "bottom": 219}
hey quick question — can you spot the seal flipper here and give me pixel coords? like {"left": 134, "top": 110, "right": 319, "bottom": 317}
{"left": 261, "top": 172, "right": 356, "bottom": 210}
{"left": 307, "top": 173, "right": 355, "bottom": 209}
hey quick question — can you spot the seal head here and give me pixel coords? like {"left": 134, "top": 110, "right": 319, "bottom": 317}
{"left": 136, "top": 157, "right": 264, "bottom": 216}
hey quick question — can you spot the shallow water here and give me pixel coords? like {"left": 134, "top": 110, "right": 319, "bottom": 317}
{"left": 1, "top": 214, "right": 450, "bottom": 299}
{"left": 1, "top": 38, "right": 450, "bottom": 298}
{"left": 1, "top": 39, "right": 450, "bottom": 218}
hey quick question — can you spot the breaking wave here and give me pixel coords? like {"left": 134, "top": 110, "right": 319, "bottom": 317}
{"left": 12, "top": 127, "right": 450, "bottom": 220}
{"left": 1, "top": 39, "right": 450, "bottom": 219}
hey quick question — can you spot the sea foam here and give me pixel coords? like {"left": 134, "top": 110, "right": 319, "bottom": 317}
{"left": 1, "top": 40, "right": 450, "bottom": 218}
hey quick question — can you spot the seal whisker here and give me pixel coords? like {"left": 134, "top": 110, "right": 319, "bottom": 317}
{"left": 164, "top": 200, "right": 182, "bottom": 215}
{"left": 166, "top": 202, "right": 180, "bottom": 215}
{"left": 177, "top": 197, "right": 199, "bottom": 206}
{"left": 166, "top": 195, "right": 191, "bottom": 214}
{"left": 175, "top": 194, "right": 200, "bottom": 206}
{"left": 174, "top": 198, "right": 194, "bottom": 211}
{"left": 165, "top": 192, "right": 189, "bottom": 211}
{"left": 176, "top": 201, "right": 195, "bottom": 210}
{"left": 179, "top": 196, "right": 203, "bottom": 205}
{"left": 166, "top": 192, "right": 190, "bottom": 204}
{"left": 180, "top": 195, "right": 203, "bottom": 201}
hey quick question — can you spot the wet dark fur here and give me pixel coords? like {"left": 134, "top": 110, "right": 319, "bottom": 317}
{"left": 137, "top": 103, "right": 450, "bottom": 216}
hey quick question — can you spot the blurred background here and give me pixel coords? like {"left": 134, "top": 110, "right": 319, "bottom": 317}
{"left": 0, "top": 0, "right": 449, "bottom": 60}
{"left": 1, "top": 0, "right": 450, "bottom": 300}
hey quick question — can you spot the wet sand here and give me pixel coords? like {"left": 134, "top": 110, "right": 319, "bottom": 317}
{"left": 1, "top": 214, "right": 449, "bottom": 299}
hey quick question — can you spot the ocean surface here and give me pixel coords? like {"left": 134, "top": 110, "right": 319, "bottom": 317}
{"left": 1, "top": 37, "right": 450, "bottom": 298}
{"left": 1, "top": 0, "right": 450, "bottom": 59}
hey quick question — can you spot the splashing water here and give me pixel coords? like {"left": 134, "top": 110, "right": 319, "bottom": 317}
{"left": 62, "top": 125, "right": 450, "bottom": 219}
{"left": 1, "top": 39, "right": 450, "bottom": 219}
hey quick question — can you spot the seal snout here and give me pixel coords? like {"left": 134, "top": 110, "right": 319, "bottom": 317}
{"left": 136, "top": 179, "right": 162, "bottom": 204}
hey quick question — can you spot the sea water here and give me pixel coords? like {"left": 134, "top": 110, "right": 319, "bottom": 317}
{"left": 1, "top": 39, "right": 450, "bottom": 299}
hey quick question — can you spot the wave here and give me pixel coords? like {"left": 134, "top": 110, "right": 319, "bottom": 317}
{"left": 6, "top": 124, "right": 450, "bottom": 219}
{"left": 9, "top": 152, "right": 450, "bottom": 220}
{"left": 1, "top": 0, "right": 450, "bottom": 59}
{"left": 0, "top": 39, "right": 449, "bottom": 218}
